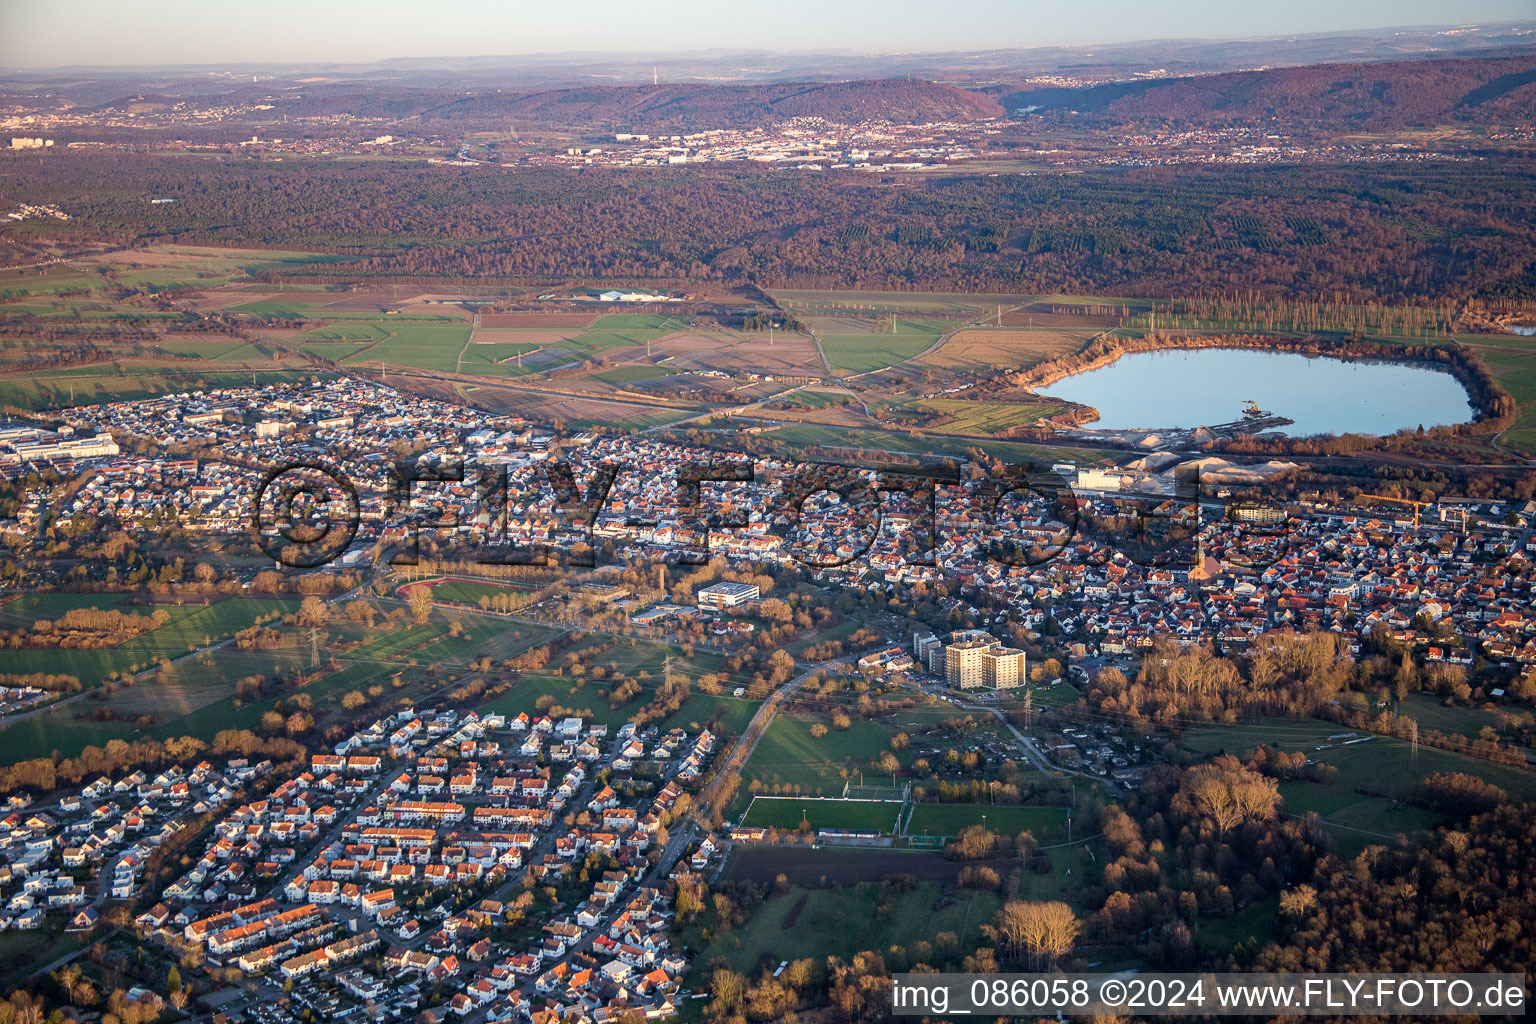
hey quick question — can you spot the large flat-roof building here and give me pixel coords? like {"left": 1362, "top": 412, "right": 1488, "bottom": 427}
{"left": 930, "top": 629, "right": 1027, "bottom": 690}
{"left": 695, "top": 581, "right": 760, "bottom": 610}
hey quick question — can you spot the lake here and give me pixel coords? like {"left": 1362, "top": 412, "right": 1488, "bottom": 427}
{"left": 1039, "top": 348, "right": 1474, "bottom": 436}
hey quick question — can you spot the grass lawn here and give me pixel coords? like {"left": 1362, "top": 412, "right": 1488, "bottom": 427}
{"left": 741, "top": 796, "right": 903, "bottom": 832}
{"left": 426, "top": 578, "right": 539, "bottom": 605}
{"left": 661, "top": 693, "right": 759, "bottom": 736}
{"left": 733, "top": 714, "right": 900, "bottom": 812}
{"left": 1278, "top": 779, "right": 1446, "bottom": 856}
{"left": 1199, "top": 895, "right": 1280, "bottom": 956}
{"left": 0, "top": 595, "right": 297, "bottom": 688}
{"left": 1181, "top": 717, "right": 1536, "bottom": 801}
{"left": 478, "top": 637, "right": 727, "bottom": 730}
{"left": 0, "top": 919, "right": 100, "bottom": 990}
{"left": 906, "top": 803, "right": 1069, "bottom": 841}
{"left": 692, "top": 882, "right": 999, "bottom": 980}
{"left": 1010, "top": 838, "right": 1101, "bottom": 904}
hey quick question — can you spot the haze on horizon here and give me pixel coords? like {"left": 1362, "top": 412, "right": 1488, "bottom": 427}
{"left": 0, "top": 0, "right": 1531, "bottom": 71}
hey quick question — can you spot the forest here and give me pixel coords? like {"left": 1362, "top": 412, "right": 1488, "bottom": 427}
{"left": 5, "top": 155, "right": 1536, "bottom": 303}
{"left": 996, "top": 52, "right": 1536, "bottom": 127}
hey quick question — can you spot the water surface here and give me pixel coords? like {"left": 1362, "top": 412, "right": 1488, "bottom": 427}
{"left": 1039, "top": 348, "right": 1473, "bottom": 436}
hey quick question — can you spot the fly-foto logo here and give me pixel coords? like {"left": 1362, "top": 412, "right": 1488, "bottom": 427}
{"left": 247, "top": 452, "right": 1304, "bottom": 575}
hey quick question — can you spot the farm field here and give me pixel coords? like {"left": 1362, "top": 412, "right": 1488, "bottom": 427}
{"left": 226, "top": 300, "right": 325, "bottom": 316}
{"left": 0, "top": 365, "right": 324, "bottom": 409}
{"left": 1454, "top": 333, "right": 1536, "bottom": 452}
{"left": 656, "top": 329, "right": 826, "bottom": 377}
{"left": 772, "top": 289, "right": 1040, "bottom": 315}
{"left": 818, "top": 319, "right": 949, "bottom": 374}
{"left": 458, "top": 343, "right": 540, "bottom": 376}
{"left": 592, "top": 364, "right": 676, "bottom": 385}
{"left": 0, "top": 247, "right": 348, "bottom": 300}
{"left": 750, "top": 422, "right": 1107, "bottom": 465}
{"left": 916, "top": 398, "right": 1067, "bottom": 434}
{"left": 918, "top": 327, "right": 1093, "bottom": 370}
{"left": 740, "top": 796, "right": 903, "bottom": 832}
{"left": 763, "top": 388, "right": 853, "bottom": 411}
{"left": 304, "top": 322, "right": 475, "bottom": 372}
{"left": 563, "top": 313, "right": 684, "bottom": 353}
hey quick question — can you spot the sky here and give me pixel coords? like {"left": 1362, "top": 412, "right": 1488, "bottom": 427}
{"left": 0, "top": 0, "right": 1530, "bottom": 69}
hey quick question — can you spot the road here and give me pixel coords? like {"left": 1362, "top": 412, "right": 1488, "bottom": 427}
{"left": 692, "top": 656, "right": 849, "bottom": 826}
{"left": 454, "top": 311, "right": 481, "bottom": 374}
{"left": 959, "top": 701, "right": 1117, "bottom": 794}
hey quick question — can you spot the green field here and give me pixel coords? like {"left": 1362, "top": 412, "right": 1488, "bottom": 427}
{"left": 555, "top": 313, "right": 683, "bottom": 354}
{"left": 1277, "top": 779, "right": 1446, "bottom": 856}
{"left": 227, "top": 300, "right": 325, "bottom": 316}
{"left": 0, "top": 595, "right": 298, "bottom": 688}
{"left": 661, "top": 693, "right": 759, "bottom": 737}
{"left": 0, "top": 607, "right": 557, "bottom": 761}
{"left": 734, "top": 714, "right": 900, "bottom": 811}
{"left": 766, "top": 388, "right": 851, "bottom": 410}
{"left": 752, "top": 422, "right": 1107, "bottom": 466}
{"left": 477, "top": 636, "right": 728, "bottom": 729}
{"left": 772, "top": 289, "right": 1043, "bottom": 315}
{"left": 459, "top": 343, "right": 541, "bottom": 375}
{"left": 906, "top": 803, "right": 1069, "bottom": 841}
{"left": 1456, "top": 333, "right": 1536, "bottom": 452}
{"left": 424, "top": 579, "right": 538, "bottom": 605}
{"left": 0, "top": 248, "right": 348, "bottom": 300}
{"left": 0, "top": 366, "right": 327, "bottom": 409}
{"left": 742, "top": 796, "right": 903, "bottom": 832}
{"left": 1181, "top": 718, "right": 1536, "bottom": 801}
{"left": 916, "top": 398, "right": 1067, "bottom": 434}
{"left": 693, "top": 881, "right": 999, "bottom": 979}
{"left": 592, "top": 364, "right": 675, "bottom": 385}
{"left": 285, "top": 321, "right": 476, "bottom": 372}
{"left": 153, "top": 338, "right": 280, "bottom": 363}
{"left": 819, "top": 319, "right": 948, "bottom": 374}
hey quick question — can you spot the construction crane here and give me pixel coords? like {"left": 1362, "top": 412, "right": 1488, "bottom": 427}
{"left": 1440, "top": 505, "right": 1470, "bottom": 532}
{"left": 1359, "top": 494, "right": 1431, "bottom": 529}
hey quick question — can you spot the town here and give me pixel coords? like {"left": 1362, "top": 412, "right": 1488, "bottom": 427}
{"left": 4, "top": 9, "right": 1536, "bottom": 1022}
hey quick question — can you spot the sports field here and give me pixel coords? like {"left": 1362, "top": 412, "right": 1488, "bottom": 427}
{"left": 741, "top": 796, "right": 903, "bottom": 832}
{"left": 906, "top": 803, "right": 1069, "bottom": 841}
